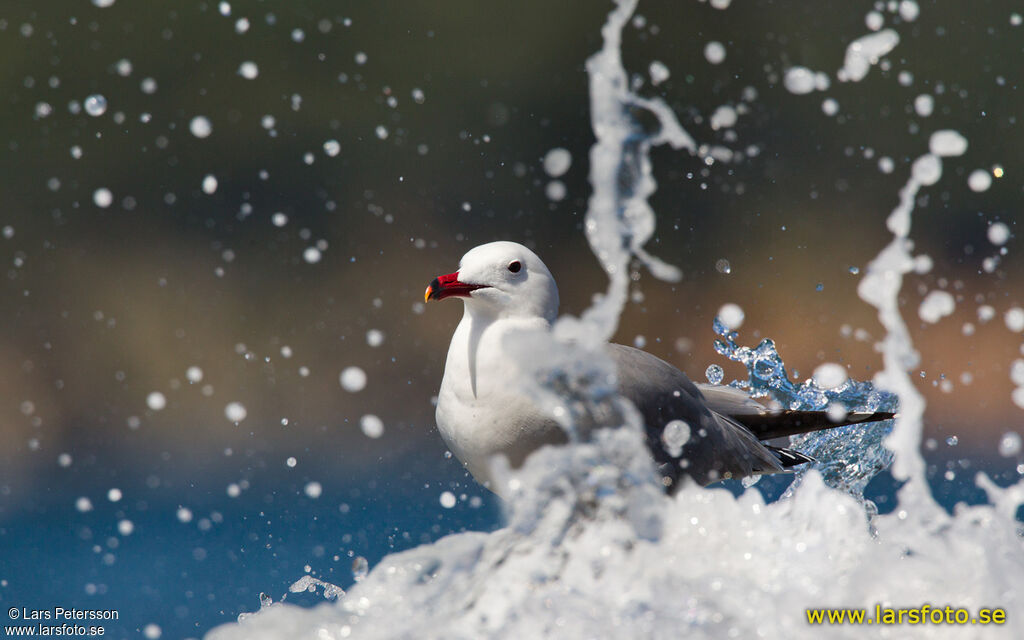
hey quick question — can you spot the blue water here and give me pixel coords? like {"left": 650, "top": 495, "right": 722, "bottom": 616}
{"left": 0, "top": 456, "right": 501, "bottom": 639}
{"left": 3, "top": 437, "right": 1019, "bottom": 638}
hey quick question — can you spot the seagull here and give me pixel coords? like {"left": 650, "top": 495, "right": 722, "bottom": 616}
{"left": 425, "top": 241, "right": 893, "bottom": 493}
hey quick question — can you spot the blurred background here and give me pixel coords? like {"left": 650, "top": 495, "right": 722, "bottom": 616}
{"left": 0, "top": 0, "right": 1021, "bottom": 637}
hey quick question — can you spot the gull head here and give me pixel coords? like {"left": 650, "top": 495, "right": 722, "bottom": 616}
{"left": 425, "top": 241, "right": 559, "bottom": 322}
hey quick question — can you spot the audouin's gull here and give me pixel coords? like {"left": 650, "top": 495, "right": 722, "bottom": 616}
{"left": 425, "top": 241, "right": 893, "bottom": 493}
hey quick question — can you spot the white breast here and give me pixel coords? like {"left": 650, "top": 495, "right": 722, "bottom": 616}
{"left": 435, "top": 312, "right": 563, "bottom": 490}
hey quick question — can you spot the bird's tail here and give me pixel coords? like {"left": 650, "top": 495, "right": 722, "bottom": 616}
{"left": 733, "top": 410, "right": 896, "bottom": 440}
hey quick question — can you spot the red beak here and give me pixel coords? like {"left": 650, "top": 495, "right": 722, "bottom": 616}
{"left": 424, "top": 272, "right": 486, "bottom": 303}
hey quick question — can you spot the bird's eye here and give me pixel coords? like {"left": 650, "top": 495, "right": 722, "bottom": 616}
{"left": 507, "top": 260, "right": 522, "bottom": 273}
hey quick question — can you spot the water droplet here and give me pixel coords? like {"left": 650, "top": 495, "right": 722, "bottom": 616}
{"left": 360, "top": 414, "right": 384, "bottom": 439}
{"left": 237, "top": 61, "right": 259, "bottom": 79}
{"left": 914, "top": 94, "right": 934, "bottom": 117}
{"left": 649, "top": 60, "right": 670, "bottom": 85}
{"left": 998, "top": 432, "right": 1021, "bottom": 457}
{"left": 827, "top": 402, "right": 848, "bottom": 422}
{"left": 899, "top": 0, "right": 920, "bottom": 21}
{"left": 705, "top": 364, "right": 724, "bottom": 385}
{"left": 703, "top": 41, "right": 726, "bottom": 64}
{"left": 784, "top": 67, "right": 816, "bottom": 94}
{"left": 543, "top": 148, "right": 572, "bottom": 178}
{"left": 710, "top": 105, "right": 737, "bottom": 130}
{"left": 918, "top": 290, "right": 955, "bottom": 324}
{"left": 987, "top": 222, "right": 1010, "bottom": 246}
{"left": 303, "top": 247, "right": 322, "bottom": 263}
{"left": 189, "top": 116, "right": 213, "bottom": 138}
{"left": 1004, "top": 307, "right": 1024, "bottom": 332}
{"left": 545, "top": 180, "right": 566, "bottom": 201}
{"left": 93, "top": 188, "right": 113, "bottom": 208}
{"left": 201, "top": 174, "right": 218, "bottom": 194}
{"left": 928, "top": 130, "right": 967, "bottom": 157}
{"left": 717, "top": 303, "right": 744, "bottom": 330}
{"left": 225, "top": 402, "right": 247, "bottom": 422}
{"left": 439, "top": 491, "right": 456, "bottom": 508}
{"left": 812, "top": 363, "right": 848, "bottom": 389}
{"left": 146, "top": 391, "right": 166, "bottom": 411}
{"left": 340, "top": 366, "right": 367, "bottom": 392}
{"left": 661, "top": 420, "right": 691, "bottom": 457}
{"left": 967, "top": 169, "right": 992, "bottom": 192}
{"left": 84, "top": 94, "right": 107, "bottom": 116}
{"left": 1010, "top": 360, "right": 1024, "bottom": 387}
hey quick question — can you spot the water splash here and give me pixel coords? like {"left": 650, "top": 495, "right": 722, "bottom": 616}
{"left": 710, "top": 317, "right": 897, "bottom": 499}
{"left": 499, "top": 0, "right": 701, "bottom": 521}
{"left": 287, "top": 575, "right": 345, "bottom": 601}
{"left": 711, "top": 317, "right": 891, "bottom": 413}
{"left": 236, "top": 592, "right": 275, "bottom": 623}
{"left": 208, "top": 3, "right": 1024, "bottom": 638}
{"left": 575, "top": 0, "right": 693, "bottom": 343}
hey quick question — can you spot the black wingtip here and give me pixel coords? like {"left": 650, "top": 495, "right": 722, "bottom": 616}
{"left": 766, "top": 445, "right": 816, "bottom": 468}
{"left": 735, "top": 410, "right": 897, "bottom": 440}
{"left": 846, "top": 411, "right": 897, "bottom": 423}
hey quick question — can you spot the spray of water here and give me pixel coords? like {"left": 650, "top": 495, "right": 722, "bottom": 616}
{"left": 710, "top": 318, "right": 897, "bottom": 501}
{"left": 568, "top": 0, "right": 691, "bottom": 344}
{"left": 208, "top": 3, "right": 1024, "bottom": 638}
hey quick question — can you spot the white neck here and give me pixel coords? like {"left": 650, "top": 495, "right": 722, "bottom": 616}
{"left": 445, "top": 304, "right": 546, "bottom": 400}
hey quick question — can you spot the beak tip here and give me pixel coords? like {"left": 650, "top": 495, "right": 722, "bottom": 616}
{"left": 424, "top": 286, "right": 432, "bottom": 304}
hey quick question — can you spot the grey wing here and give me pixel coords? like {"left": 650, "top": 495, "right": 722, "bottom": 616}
{"left": 696, "top": 383, "right": 770, "bottom": 416}
{"left": 607, "top": 344, "right": 783, "bottom": 489}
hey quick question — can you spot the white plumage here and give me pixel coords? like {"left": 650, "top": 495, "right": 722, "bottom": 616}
{"left": 426, "top": 241, "right": 891, "bottom": 494}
